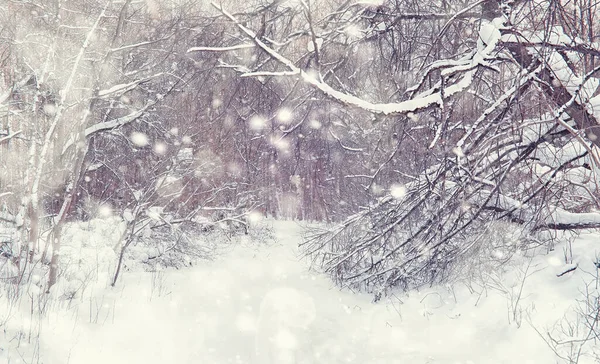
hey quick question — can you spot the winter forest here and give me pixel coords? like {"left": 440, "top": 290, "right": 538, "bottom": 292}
{"left": 2, "top": 0, "right": 600, "bottom": 362}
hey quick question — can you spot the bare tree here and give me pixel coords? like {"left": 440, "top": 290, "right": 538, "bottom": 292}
{"left": 0, "top": 0, "right": 207, "bottom": 290}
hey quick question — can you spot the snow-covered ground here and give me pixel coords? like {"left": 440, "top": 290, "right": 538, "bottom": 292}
{"left": 1, "top": 221, "right": 599, "bottom": 363}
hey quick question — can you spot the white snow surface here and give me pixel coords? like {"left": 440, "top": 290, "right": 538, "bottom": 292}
{"left": 1, "top": 221, "right": 600, "bottom": 363}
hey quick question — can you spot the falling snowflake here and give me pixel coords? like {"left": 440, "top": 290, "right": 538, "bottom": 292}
{"left": 154, "top": 141, "right": 167, "bottom": 155}
{"left": 270, "top": 136, "right": 290, "bottom": 152}
{"left": 98, "top": 204, "right": 112, "bottom": 217}
{"left": 43, "top": 103, "right": 56, "bottom": 116}
{"left": 130, "top": 132, "right": 149, "bottom": 147}
{"left": 390, "top": 184, "right": 406, "bottom": 199}
{"left": 249, "top": 115, "right": 267, "bottom": 131}
{"left": 178, "top": 135, "right": 190, "bottom": 145}
{"left": 309, "top": 119, "right": 322, "bottom": 129}
{"left": 247, "top": 211, "right": 263, "bottom": 224}
{"left": 277, "top": 108, "right": 293, "bottom": 124}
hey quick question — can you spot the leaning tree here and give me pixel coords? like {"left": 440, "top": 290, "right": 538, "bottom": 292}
{"left": 193, "top": 0, "right": 600, "bottom": 298}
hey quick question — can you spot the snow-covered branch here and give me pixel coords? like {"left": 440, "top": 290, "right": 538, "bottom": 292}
{"left": 109, "top": 36, "right": 174, "bottom": 53}
{"left": 208, "top": 2, "right": 500, "bottom": 116}
{"left": 330, "top": 130, "right": 364, "bottom": 152}
{"left": 84, "top": 99, "right": 158, "bottom": 137}
{"left": 537, "top": 209, "right": 600, "bottom": 230}
{"left": 0, "top": 130, "right": 22, "bottom": 144}
{"left": 187, "top": 44, "right": 254, "bottom": 52}
{"left": 97, "top": 73, "right": 164, "bottom": 99}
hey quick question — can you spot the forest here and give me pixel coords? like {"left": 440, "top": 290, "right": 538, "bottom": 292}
{"left": 2, "top": 0, "right": 600, "bottom": 363}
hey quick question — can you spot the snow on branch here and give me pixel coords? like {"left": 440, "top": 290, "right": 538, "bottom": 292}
{"left": 60, "top": 98, "right": 158, "bottom": 154}
{"left": 0, "top": 130, "right": 22, "bottom": 144}
{"left": 456, "top": 64, "right": 543, "bottom": 150}
{"left": 84, "top": 99, "right": 157, "bottom": 137}
{"left": 97, "top": 73, "right": 164, "bottom": 98}
{"left": 386, "top": 12, "right": 481, "bottom": 21}
{"left": 109, "top": 36, "right": 174, "bottom": 53}
{"left": 501, "top": 38, "right": 600, "bottom": 59}
{"left": 187, "top": 44, "right": 254, "bottom": 52}
{"left": 329, "top": 130, "right": 364, "bottom": 152}
{"left": 241, "top": 71, "right": 298, "bottom": 77}
{"left": 208, "top": 2, "right": 498, "bottom": 116}
{"left": 536, "top": 209, "right": 600, "bottom": 230}
{"left": 485, "top": 182, "right": 600, "bottom": 231}
{"left": 501, "top": 23, "right": 600, "bottom": 150}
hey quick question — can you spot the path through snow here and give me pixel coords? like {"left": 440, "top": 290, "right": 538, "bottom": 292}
{"left": 3, "top": 221, "right": 599, "bottom": 363}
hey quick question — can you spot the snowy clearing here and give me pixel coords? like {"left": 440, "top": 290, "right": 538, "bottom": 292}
{"left": 1, "top": 221, "right": 599, "bottom": 364}
{"left": 4, "top": 1, "right": 600, "bottom": 363}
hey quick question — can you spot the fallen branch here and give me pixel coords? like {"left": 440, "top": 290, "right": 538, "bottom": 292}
{"left": 556, "top": 264, "right": 578, "bottom": 277}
